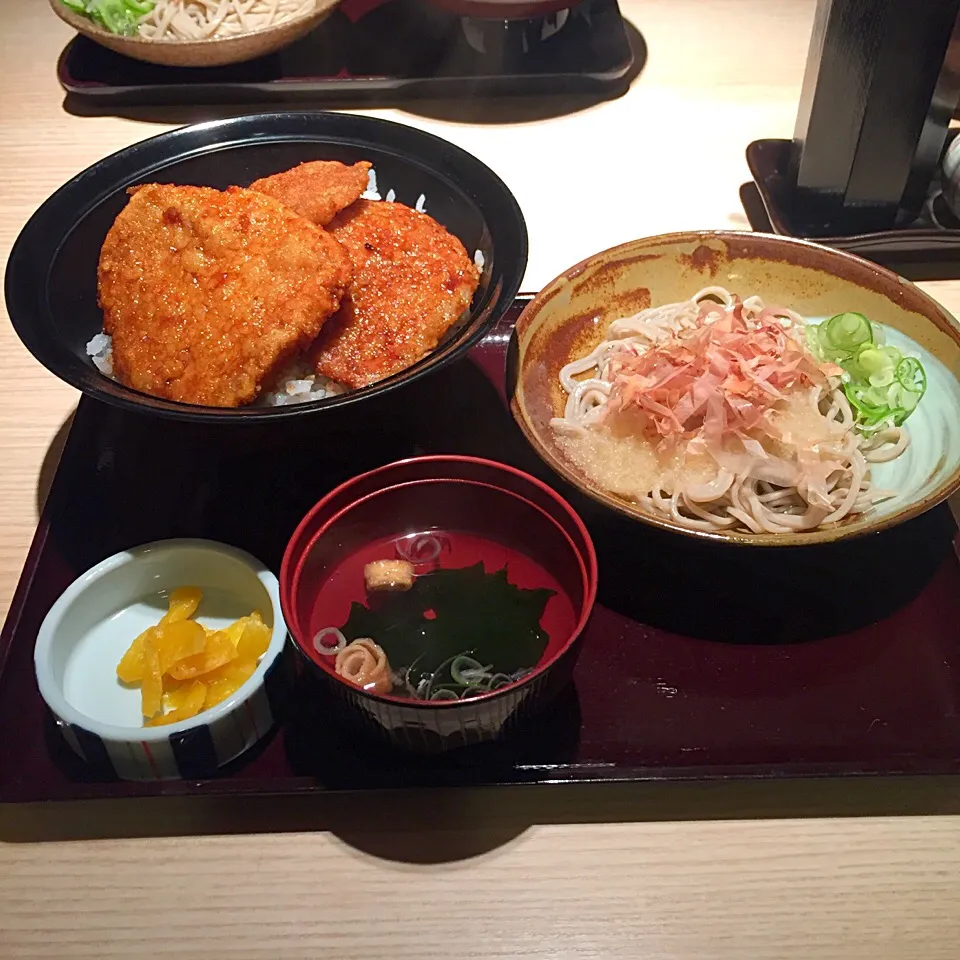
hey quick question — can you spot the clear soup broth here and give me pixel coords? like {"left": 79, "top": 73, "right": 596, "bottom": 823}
{"left": 309, "top": 531, "right": 578, "bottom": 702}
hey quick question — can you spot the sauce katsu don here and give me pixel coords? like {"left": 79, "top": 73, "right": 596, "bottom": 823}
{"left": 312, "top": 199, "right": 481, "bottom": 389}
{"left": 90, "top": 161, "right": 483, "bottom": 408}
{"left": 98, "top": 184, "right": 352, "bottom": 407}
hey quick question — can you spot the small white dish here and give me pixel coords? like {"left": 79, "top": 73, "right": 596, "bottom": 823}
{"left": 34, "top": 539, "right": 287, "bottom": 781}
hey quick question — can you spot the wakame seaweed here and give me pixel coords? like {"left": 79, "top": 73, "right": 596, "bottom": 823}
{"left": 342, "top": 563, "right": 554, "bottom": 687}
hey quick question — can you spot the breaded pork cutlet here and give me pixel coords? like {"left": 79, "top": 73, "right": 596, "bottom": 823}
{"left": 249, "top": 160, "right": 372, "bottom": 226}
{"left": 311, "top": 200, "right": 480, "bottom": 389}
{"left": 98, "top": 183, "right": 352, "bottom": 407}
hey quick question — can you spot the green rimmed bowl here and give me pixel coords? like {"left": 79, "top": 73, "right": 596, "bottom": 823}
{"left": 508, "top": 231, "right": 960, "bottom": 546}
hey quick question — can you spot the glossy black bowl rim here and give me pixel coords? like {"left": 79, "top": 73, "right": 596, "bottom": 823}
{"left": 4, "top": 111, "right": 529, "bottom": 423}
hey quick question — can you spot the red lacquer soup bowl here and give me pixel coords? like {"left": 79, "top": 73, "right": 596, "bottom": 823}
{"left": 280, "top": 456, "right": 597, "bottom": 753}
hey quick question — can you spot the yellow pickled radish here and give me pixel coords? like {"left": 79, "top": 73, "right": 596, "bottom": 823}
{"left": 221, "top": 616, "right": 249, "bottom": 648}
{"left": 168, "top": 629, "right": 237, "bottom": 681}
{"left": 202, "top": 659, "right": 258, "bottom": 709}
{"left": 146, "top": 681, "right": 207, "bottom": 727}
{"left": 117, "top": 626, "right": 156, "bottom": 683}
{"left": 162, "top": 680, "right": 201, "bottom": 712}
{"left": 116, "top": 585, "right": 268, "bottom": 727}
{"left": 236, "top": 617, "right": 271, "bottom": 662}
{"left": 162, "top": 586, "right": 203, "bottom": 624}
{"left": 154, "top": 619, "right": 206, "bottom": 674}
{"left": 140, "top": 639, "right": 163, "bottom": 719}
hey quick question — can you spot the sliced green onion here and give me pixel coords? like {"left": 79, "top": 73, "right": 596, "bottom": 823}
{"left": 812, "top": 313, "right": 927, "bottom": 433}
{"left": 61, "top": 0, "right": 155, "bottom": 36}
{"left": 865, "top": 384, "right": 896, "bottom": 408}
{"left": 897, "top": 389, "right": 920, "bottom": 417}
{"left": 852, "top": 346, "right": 890, "bottom": 378}
{"left": 843, "top": 383, "right": 891, "bottom": 424}
{"left": 896, "top": 356, "right": 926, "bottom": 394}
{"left": 824, "top": 312, "right": 872, "bottom": 355}
{"left": 450, "top": 655, "right": 484, "bottom": 686}
{"left": 429, "top": 688, "right": 459, "bottom": 701}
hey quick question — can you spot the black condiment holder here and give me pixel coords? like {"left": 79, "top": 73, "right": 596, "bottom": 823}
{"left": 742, "top": 0, "right": 960, "bottom": 276}
{"left": 789, "top": 0, "right": 960, "bottom": 236}
{"left": 740, "top": 132, "right": 960, "bottom": 275}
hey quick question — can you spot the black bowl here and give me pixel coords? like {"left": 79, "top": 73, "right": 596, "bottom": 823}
{"left": 4, "top": 112, "right": 528, "bottom": 422}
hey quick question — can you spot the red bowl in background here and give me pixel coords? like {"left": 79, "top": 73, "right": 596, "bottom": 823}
{"left": 280, "top": 456, "right": 597, "bottom": 753}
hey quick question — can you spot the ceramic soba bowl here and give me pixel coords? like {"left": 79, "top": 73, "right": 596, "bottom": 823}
{"left": 508, "top": 231, "right": 960, "bottom": 546}
{"left": 280, "top": 456, "right": 597, "bottom": 753}
{"left": 49, "top": 0, "right": 341, "bottom": 68}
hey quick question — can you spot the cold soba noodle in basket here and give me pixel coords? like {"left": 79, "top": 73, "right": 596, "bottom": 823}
{"left": 551, "top": 287, "right": 927, "bottom": 534}
{"left": 310, "top": 532, "right": 575, "bottom": 701}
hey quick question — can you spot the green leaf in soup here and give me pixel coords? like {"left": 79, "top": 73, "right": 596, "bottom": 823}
{"left": 341, "top": 563, "right": 555, "bottom": 687}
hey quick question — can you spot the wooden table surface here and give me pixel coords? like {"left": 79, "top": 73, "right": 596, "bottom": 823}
{"left": 3, "top": 1, "right": 960, "bottom": 957}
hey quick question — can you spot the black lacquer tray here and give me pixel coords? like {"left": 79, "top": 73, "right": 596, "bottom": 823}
{"left": 2, "top": 299, "right": 960, "bottom": 811}
{"left": 57, "top": 0, "right": 636, "bottom": 106}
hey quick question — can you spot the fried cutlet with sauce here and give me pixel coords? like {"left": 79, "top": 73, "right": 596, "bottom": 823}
{"left": 249, "top": 160, "right": 372, "bottom": 226}
{"left": 311, "top": 200, "right": 480, "bottom": 388}
{"left": 98, "top": 183, "right": 352, "bottom": 407}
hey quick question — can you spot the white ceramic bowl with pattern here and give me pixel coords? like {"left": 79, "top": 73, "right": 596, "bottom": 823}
{"left": 34, "top": 539, "right": 287, "bottom": 780}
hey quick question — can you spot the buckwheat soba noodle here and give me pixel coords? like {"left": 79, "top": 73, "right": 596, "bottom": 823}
{"left": 137, "top": 0, "right": 317, "bottom": 40}
{"left": 550, "top": 286, "right": 928, "bottom": 535}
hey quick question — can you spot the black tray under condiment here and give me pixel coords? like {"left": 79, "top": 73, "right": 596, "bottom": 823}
{"left": 742, "top": 135, "right": 960, "bottom": 275}
{"left": 58, "top": 0, "right": 637, "bottom": 106}
{"left": 3, "top": 298, "right": 960, "bottom": 826}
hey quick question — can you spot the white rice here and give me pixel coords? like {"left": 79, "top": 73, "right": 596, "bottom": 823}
{"left": 363, "top": 169, "right": 424, "bottom": 212}
{"left": 86, "top": 332, "right": 114, "bottom": 377}
{"left": 85, "top": 169, "right": 486, "bottom": 402}
{"left": 360, "top": 167, "right": 381, "bottom": 201}
{"left": 259, "top": 357, "right": 345, "bottom": 406}
{"left": 85, "top": 334, "right": 344, "bottom": 407}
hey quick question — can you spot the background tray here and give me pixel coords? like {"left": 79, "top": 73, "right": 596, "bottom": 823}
{"left": 58, "top": 0, "right": 636, "bottom": 105}
{"left": 2, "top": 299, "right": 960, "bottom": 808}
{"left": 742, "top": 135, "right": 960, "bottom": 276}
